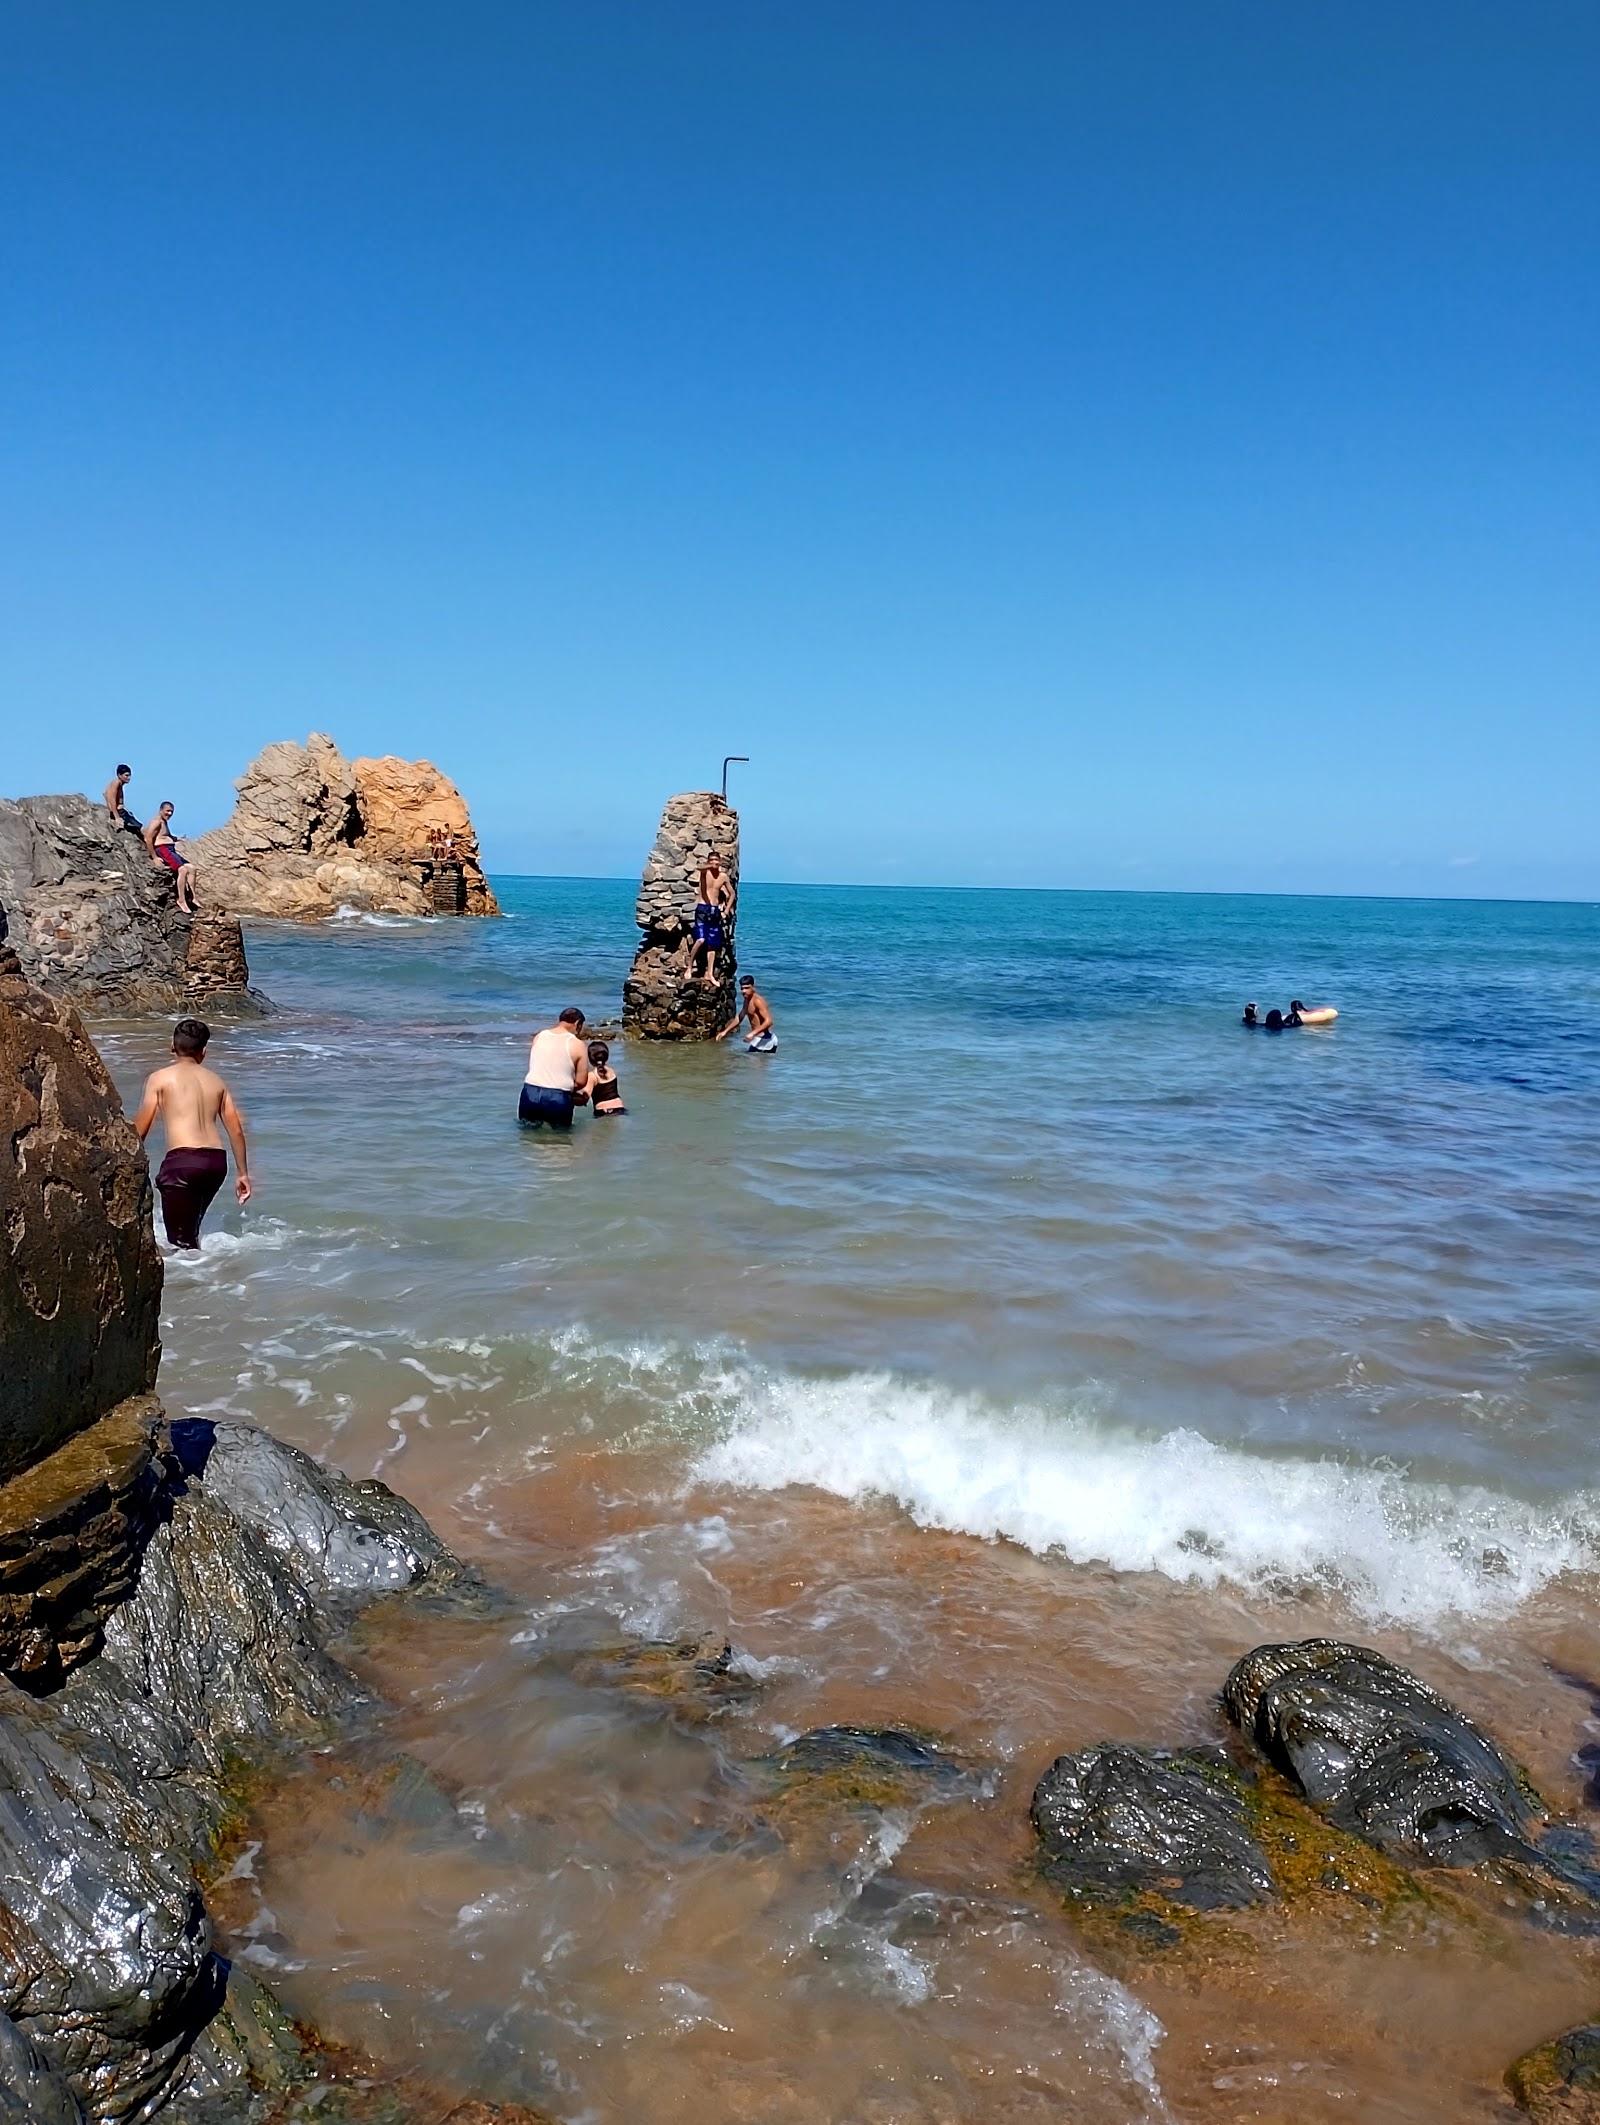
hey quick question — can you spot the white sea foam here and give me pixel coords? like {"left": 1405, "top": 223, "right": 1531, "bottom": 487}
{"left": 691, "top": 1369, "right": 1600, "bottom": 1629}
{"left": 331, "top": 904, "right": 428, "bottom": 927}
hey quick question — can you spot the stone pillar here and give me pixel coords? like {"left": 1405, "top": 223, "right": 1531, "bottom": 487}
{"left": 183, "top": 913, "right": 254, "bottom": 1004}
{"left": 622, "top": 792, "right": 740, "bottom": 1039}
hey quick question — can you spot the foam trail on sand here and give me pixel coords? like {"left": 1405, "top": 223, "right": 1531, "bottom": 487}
{"left": 691, "top": 1369, "right": 1599, "bottom": 1629}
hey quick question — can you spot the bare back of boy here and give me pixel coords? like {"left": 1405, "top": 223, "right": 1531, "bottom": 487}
{"left": 144, "top": 1060, "right": 231, "bottom": 1149}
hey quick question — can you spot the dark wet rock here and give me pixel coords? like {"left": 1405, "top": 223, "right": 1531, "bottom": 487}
{"left": 1507, "top": 2023, "right": 1600, "bottom": 2120}
{"left": 0, "top": 952, "right": 161, "bottom": 1481}
{"left": 567, "top": 1634, "right": 763, "bottom": 1720}
{"left": 173, "top": 1420, "right": 469, "bottom": 1608}
{"left": 0, "top": 795, "right": 264, "bottom": 1015}
{"left": 1223, "top": 1639, "right": 1539, "bottom": 1867}
{"left": 1031, "top": 1743, "right": 1276, "bottom": 1912}
{"left": 0, "top": 1673, "right": 222, "bottom": 2121}
{"left": 0, "top": 2010, "right": 85, "bottom": 2123}
{"left": 0, "top": 1429, "right": 473, "bottom": 2116}
{"left": 756, "top": 1725, "right": 978, "bottom": 1812}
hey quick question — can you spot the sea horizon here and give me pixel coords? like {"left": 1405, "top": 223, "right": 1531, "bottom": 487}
{"left": 486, "top": 868, "right": 1600, "bottom": 911}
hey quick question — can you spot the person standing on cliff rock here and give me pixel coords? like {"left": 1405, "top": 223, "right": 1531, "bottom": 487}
{"left": 688, "top": 856, "right": 735, "bottom": 987}
{"left": 519, "top": 1007, "right": 592, "bottom": 1131}
{"left": 132, "top": 1018, "right": 253, "bottom": 1249}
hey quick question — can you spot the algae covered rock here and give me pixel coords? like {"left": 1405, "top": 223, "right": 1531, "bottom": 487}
{"left": 1508, "top": 2022, "right": 1600, "bottom": 2120}
{"left": 566, "top": 1634, "right": 763, "bottom": 1721}
{"left": 1031, "top": 1743, "right": 1275, "bottom": 1912}
{"left": 1223, "top": 1638, "right": 1538, "bottom": 1867}
{"left": 755, "top": 1724, "right": 978, "bottom": 1816}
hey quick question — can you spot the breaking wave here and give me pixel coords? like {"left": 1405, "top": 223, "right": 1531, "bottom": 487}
{"left": 688, "top": 1364, "right": 1599, "bottom": 1629}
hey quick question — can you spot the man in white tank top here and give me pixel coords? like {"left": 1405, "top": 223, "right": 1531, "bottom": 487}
{"left": 519, "top": 1008, "right": 591, "bottom": 1130}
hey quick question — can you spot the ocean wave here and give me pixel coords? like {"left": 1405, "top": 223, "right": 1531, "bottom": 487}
{"left": 331, "top": 905, "right": 429, "bottom": 927}
{"left": 690, "top": 1367, "right": 1600, "bottom": 1628}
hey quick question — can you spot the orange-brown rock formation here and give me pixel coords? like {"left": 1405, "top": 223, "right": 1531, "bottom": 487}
{"left": 190, "top": 734, "right": 498, "bottom": 920}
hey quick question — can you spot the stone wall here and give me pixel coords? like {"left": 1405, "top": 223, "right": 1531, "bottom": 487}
{"left": 622, "top": 792, "right": 740, "bottom": 1040}
{"left": 0, "top": 797, "right": 263, "bottom": 1017}
{"left": 190, "top": 733, "right": 499, "bottom": 920}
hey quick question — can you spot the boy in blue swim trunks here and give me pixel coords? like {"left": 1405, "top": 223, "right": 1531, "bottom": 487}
{"left": 689, "top": 856, "right": 735, "bottom": 986}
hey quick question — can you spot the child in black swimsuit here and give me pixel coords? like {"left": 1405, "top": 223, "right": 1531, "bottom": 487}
{"left": 588, "top": 1041, "right": 625, "bottom": 1115}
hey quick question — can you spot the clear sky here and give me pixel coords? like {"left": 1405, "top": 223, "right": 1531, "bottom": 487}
{"left": 4, "top": 3, "right": 1596, "bottom": 898}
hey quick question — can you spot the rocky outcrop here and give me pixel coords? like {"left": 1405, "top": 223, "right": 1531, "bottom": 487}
{"left": 0, "top": 952, "right": 161, "bottom": 1482}
{"left": 0, "top": 1421, "right": 469, "bottom": 2120}
{"left": 622, "top": 792, "right": 740, "bottom": 1039}
{"left": 1031, "top": 1744, "right": 1275, "bottom": 1912}
{"left": 190, "top": 735, "right": 498, "bottom": 920}
{"left": 0, "top": 798, "right": 260, "bottom": 1015}
{"left": 0, "top": 952, "right": 500, "bottom": 2121}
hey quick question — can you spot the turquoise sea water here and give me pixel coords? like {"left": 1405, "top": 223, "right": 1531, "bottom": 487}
{"left": 102, "top": 878, "right": 1600, "bottom": 1629}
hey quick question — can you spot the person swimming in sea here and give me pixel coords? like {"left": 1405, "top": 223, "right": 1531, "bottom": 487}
{"left": 587, "top": 1040, "right": 625, "bottom": 1115}
{"left": 1243, "top": 999, "right": 1338, "bottom": 1030}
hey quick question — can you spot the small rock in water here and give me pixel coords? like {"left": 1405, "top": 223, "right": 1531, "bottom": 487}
{"left": 1507, "top": 2021, "right": 1600, "bottom": 2120}
{"left": 1223, "top": 1638, "right": 1538, "bottom": 1867}
{"left": 753, "top": 1725, "right": 980, "bottom": 1822}
{"left": 1030, "top": 1743, "right": 1276, "bottom": 1912}
{"left": 566, "top": 1635, "right": 763, "bottom": 1721}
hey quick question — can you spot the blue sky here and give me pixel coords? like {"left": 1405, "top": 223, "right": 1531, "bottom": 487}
{"left": 4, "top": 3, "right": 1596, "bottom": 898}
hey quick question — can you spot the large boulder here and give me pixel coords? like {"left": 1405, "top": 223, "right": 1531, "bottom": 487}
{"left": 189, "top": 734, "right": 497, "bottom": 919}
{"left": 0, "top": 951, "right": 161, "bottom": 1483}
{"left": 0, "top": 797, "right": 258, "bottom": 1015}
{"left": 1223, "top": 1639, "right": 1539, "bottom": 1867}
{"left": 622, "top": 791, "right": 740, "bottom": 1039}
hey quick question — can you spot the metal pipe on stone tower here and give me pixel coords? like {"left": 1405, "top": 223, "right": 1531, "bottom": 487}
{"left": 622, "top": 792, "right": 740, "bottom": 1039}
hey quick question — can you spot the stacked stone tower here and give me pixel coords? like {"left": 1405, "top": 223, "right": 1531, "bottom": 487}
{"left": 622, "top": 792, "right": 740, "bottom": 1039}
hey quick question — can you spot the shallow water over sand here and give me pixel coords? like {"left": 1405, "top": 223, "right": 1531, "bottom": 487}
{"left": 100, "top": 879, "right": 1600, "bottom": 2119}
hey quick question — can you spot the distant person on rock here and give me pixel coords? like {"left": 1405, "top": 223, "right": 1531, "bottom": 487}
{"left": 718, "top": 974, "right": 777, "bottom": 1053}
{"left": 519, "top": 1007, "right": 592, "bottom": 1131}
{"left": 132, "top": 1018, "right": 252, "bottom": 1250}
{"left": 144, "top": 801, "right": 199, "bottom": 914}
{"left": 688, "top": 856, "right": 735, "bottom": 987}
{"left": 104, "top": 763, "right": 138, "bottom": 832}
{"left": 587, "top": 1040, "right": 626, "bottom": 1115}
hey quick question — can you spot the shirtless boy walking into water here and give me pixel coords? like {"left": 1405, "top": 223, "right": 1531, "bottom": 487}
{"left": 132, "top": 1019, "right": 252, "bottom": 1249}
{"left": 717, "top": 974, "right": 777, "bottom": 1052}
